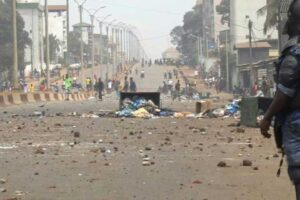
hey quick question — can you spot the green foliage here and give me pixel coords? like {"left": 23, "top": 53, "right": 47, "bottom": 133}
{"left": 216, "top": 0, "right": 230, "bottom": 27}
{"left": 257, "top": 0, "right": 279, "bottom": 34}
{"left": 44, "top": 34, "right": 60, "bottom": 63}
{"left": 68, "top": 31, "right": 89, "bottom": 63}
{"left": 170, "top": 5, "right": 203, "bottom": 66}
{"left": 0, "top": 0, "right": 31, "bottom": 76}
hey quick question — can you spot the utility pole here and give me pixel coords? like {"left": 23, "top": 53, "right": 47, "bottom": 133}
{"left": 66, "top": 0, "right": 70, "bottom": 63}
{"left": 248, "top": 18, "right": 254, "bottom": 86}
{"left": 112, "top": 28, "right": 115, "bottom": 77}
{"left": 86, "top": 6, "right": 106, "bottom": 91}
{"left": 12, "top": 0, "right": 18, "bottom": 89}
{"left": 106, "top": 25, "right": 109, "bottom": 82}
{"left": 90, "top": 14, "right": 95, "bottom": 90}
{"left": 97, "top": 14, "right": 111, "bottom": 78}
{"left": 45, "top": 0, "right": 50, "bottom": 90}
{"left": 79, "top": 5, "right": 84, "bottom": 74}
{"left": 99, "top": 21, "right": 103, "bottom": 64}
{"left": 225, "top": 30, "right": 230, "bottom": 92}
{"left": 74, "top": 0, "right": 88, "bottom": 83}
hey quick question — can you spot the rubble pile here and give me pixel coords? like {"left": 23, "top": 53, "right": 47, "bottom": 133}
{"left": 116, "top": 96, "right": 172, "bottom": 118}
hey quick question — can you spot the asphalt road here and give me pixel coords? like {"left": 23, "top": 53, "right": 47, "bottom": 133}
{"left": 0, "top": 65, "right": 295, "bottom": 200}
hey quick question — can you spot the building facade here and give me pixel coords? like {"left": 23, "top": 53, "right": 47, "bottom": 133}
{"left": 48, "top": 5, "right": 67, "bottom": 61}
{"left": 229, "top": 0, "right": 278, "bottom": 89}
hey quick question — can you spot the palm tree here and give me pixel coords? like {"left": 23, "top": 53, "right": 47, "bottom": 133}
{"left": 257, "top": 0, "right": 279, "bottom": 34}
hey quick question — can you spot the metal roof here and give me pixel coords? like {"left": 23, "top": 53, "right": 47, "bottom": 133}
{"left": 48, "top": 5, "right": 67, "bottom": 12}
{"left": 235, "top": 42, "right": 272, "bottom": 49}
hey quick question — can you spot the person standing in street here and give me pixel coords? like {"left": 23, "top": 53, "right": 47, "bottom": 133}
{"left": 260, "top": 1, "right": 300, "bottom": 199}
{"left": 129, "top": 77, "right": 137, "bottom": 92}
{"left": 123, "top": 76, "right": 129, "bottom": 92}
{"left": 97, "top": 78, "right": 104, "bottom": 101}
{"left": 261, "top": 76, "right": 269, "bottom": 97}
{"left": 64, "top": 74, "right": 72, "bottom": 101}
{"left": 173, "top": 80, "right": 181, "bottom": 101}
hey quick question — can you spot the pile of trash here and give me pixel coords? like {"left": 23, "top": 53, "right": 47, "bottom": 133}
{"left": 209, "top": 99, "right": 241, "bottom": 119}
{"left": 116, "top": 97, "right": 162, "bottom": 118}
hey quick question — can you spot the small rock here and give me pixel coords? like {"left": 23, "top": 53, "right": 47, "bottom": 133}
{"left": 100, "top": 147, "right": 106, "bottom": 153}
{"left": 273, "top": 154, "right": 279, "bottom": 158}
{"left": 217, "top": 161, "right": 227, "bottom": 167}
{"left": 199, "top": 128, "right": 206, "bottom": 132}
{"left": 145, "top": 147, "right": 152, "bottom": 151}
{"left": 0, "top": 187, "right": 6, "bottom": 192}
{"left": 142, "top": 161, "right": 151, "bottom": 166}
{"left": 242, "top": 159, "right": 252, "bottom": 167}
{"left": 0, "top": 179, "right": 6, "bottom": 184}
{"left": 15, "top": 190, "right": 24, "bottom": 196}
{"left": 74, "top": 131, "right": 80, "bottom": 138}
{"left": 253, "top": 166, "right": 259, "bottom": 170}
{"left": 236, "top": 128, "right": 245, "bottom": 133}
{"left": 35, "top": 147, "right": 45, "bottom": 155}
{"left": 193, "top": 180, "right": 202, "bottom": 184}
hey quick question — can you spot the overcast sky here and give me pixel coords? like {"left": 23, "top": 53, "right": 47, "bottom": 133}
{"left": 48, "top": 0, "right": 196, "bottom": 59}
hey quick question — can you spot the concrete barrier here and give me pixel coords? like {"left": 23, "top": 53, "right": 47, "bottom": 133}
{"left": 80, "top": 93, "right": 85, "bottom": 101}
{"left": 0, "top": 91, "right": 87, "bottom": 106}
{"left": 72, "top": 93, "right": 79, "bottom": 101}
{"left": 20, "top": 93, "right": 28, "bottom": 103}
{"left": 10, "top": 93, "right": 22, "bottom": 105}
{"left": 58, "top": 93, "right": 64, "bottom": 101}
{"left": 26, "top": 93, "right": 36, "bottom": 103}
{"left": 39, "top": 93, "right": 47, "bottom": 102}
{"left": 45, "top": 93, "right": 56, "bottom": 101}
{"left": 0, "top": 94, "right": 11, "bottom": 106}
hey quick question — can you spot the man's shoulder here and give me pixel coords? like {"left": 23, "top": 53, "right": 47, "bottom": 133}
{"left": 288, "top": 45, "right": 300, "bottom": 56}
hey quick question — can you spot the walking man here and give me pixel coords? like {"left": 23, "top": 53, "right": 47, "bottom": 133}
{"left": 173, "top": 80, "right": 181, "bottom": 101}
{"left": 97, "top": 78, "right": 104, "bottom": 101}
{"left": 260, "top": 1, "right": 300, "bottom": 199}
{"left": 123, "top": 76, "right": 129, "bottom": 92}
{"left": 64, "top": 74, "right": 72, "bottom": 101}
{"left": 129, "top": 77, "right": 137, "bottom": 92}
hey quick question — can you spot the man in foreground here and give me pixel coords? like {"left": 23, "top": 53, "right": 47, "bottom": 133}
{"left": 260, "top": 1, "right": 300, "bottom": 199}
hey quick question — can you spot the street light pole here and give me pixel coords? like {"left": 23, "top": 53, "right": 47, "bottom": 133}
{"left": 66, "top": 0, "right": 69, "bottom": 56}
{"left": 45, "top": 0, "right": 50, "bottom": 90}
{"left": 85, "top": 6, "right": 105, "bottom": 91}
{"left": 74, "top": 0, "right": 88, "bottom": 83}
{"left": 79, "top": 4, "right": 84, "bottom": 73}
{"left": 12, "top": 0, "right": 18, "bottom": 89}
{"left": 225, "top": 30, "right": 229, "bottom": 92}
{"left": 97, "top": 14, "right": 111, "bottom": 66}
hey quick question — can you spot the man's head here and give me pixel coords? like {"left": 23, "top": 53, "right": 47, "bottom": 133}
{"left": 283, "top": 0, "right": 300, "bottom": 37}
{"left": 130, "top": 77, "right": 133, "bottom": 81}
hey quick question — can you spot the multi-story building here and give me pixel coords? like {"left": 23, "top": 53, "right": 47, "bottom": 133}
{"left": 230, "top": 0, "right": 277, "bottom": 45}
{"left": 17, "top": 0, "right": 44, "bottom": 72}
{"left": 229, "top": 0, "right": 278, "bottom": 89}
{"left": 48, "top": 5, "right": 67, "bottom": 61}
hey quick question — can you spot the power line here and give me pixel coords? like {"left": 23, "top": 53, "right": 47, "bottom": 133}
{"left": 100, "top": 2, "right": 183, "bottom": 16}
